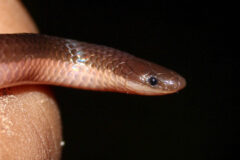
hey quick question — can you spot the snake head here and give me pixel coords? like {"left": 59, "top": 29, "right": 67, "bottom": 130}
{"left": 120, "top": 57, "right": 186, "bottom": 95}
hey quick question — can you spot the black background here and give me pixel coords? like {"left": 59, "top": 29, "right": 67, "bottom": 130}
{"left": 22, "top": 0, "right": 235, "bottom": 159}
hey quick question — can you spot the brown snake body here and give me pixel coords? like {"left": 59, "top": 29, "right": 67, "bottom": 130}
{"left": 0, "top": 34, "right": 186, "bottom": 95}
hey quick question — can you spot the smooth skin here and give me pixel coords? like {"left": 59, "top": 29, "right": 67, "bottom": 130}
{"left": 0, "top": 0, "right": 62, "bottom": 159}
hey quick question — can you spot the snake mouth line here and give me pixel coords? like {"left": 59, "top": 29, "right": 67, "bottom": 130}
{"left": 125, "top": 78, "right": 186, "bottom": 95}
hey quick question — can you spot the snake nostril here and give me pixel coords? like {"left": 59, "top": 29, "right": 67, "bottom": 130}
{"left": 160, "top": 75, "right": 180, "bottom": 90}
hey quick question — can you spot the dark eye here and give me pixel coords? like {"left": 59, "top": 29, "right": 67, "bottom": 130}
{"left": 148, "top": 76, "right": 158, "bottom": 86}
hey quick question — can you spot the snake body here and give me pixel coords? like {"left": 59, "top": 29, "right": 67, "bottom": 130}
{"left": 0, "top": 34, "right": 185, "bottom": 95}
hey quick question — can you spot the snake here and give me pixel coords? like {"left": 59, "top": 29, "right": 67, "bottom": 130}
{"left": 0, "top": 33, "right": 186, "bottom": 95}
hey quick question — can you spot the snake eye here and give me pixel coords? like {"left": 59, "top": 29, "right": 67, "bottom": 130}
{"left": 148, "top": 76, "right": 158, "bottom": 86}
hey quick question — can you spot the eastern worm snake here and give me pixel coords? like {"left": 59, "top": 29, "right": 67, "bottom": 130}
{"left": 0, "top": 34, "right": 186, "bottom": 95}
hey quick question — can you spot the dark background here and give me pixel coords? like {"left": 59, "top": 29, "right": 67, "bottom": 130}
{"left": 22, "top": 0, "right": 234, "bottom": 159}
